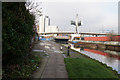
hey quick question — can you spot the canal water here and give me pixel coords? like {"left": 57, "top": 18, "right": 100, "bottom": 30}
{"left": 67, "top": 43, "right": 120, "bottom": 74}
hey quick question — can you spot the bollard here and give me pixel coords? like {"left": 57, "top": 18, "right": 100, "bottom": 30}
{"left": 60, "top": 46, "right": 63, "bottom": 51}
{"left": 67, "top": 45, "right": 70, "bottom": 56}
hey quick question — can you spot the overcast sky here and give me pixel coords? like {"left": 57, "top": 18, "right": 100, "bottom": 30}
{"left": 34, "top": 0, "right": 118, "bottom": 33}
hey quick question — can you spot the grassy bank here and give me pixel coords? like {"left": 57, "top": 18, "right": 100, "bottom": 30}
{"left": 65, "top": 58, "right": 119, "bottom": 79}
{"left": 62, "top": 44, "right": 120, "bottom": 79}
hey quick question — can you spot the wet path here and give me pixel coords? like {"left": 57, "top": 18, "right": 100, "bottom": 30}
{"left": 40, "top": 41, "right": 68, "bottom": 78}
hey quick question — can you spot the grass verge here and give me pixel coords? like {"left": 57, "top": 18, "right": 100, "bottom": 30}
{"left": 65, "top": 57, "right": 119, "bottom": 79}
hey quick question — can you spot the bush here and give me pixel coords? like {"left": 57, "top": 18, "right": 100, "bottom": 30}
{"left": 2, "top": 2, "right": 35, "bottom": 66}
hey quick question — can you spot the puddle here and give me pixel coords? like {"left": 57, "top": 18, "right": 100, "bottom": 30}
{"left": 52, "top": 47, "right": 56, "bottom": 50}
{"left": 54, "top": 50, "right": 62, "bottom": 53}
{"left": 39, "top": 42, "right": 52, "bottom": 46}
{"left": 45, "top": 53, "right": 49, "bottom": 56}
{"left": 63, "top": 54, "right": 67, "bottom": 58}
{"left": 32, "top": 50, "right": 44, "bottom": 52}
{"left": 45, "top": 46, "right": 50, "bottom": 49}
{"left": 46, "top": 44, "right": 51, "bottom": 46}
{"left": 39, "top": 43, "right": 45, "bottom": 45}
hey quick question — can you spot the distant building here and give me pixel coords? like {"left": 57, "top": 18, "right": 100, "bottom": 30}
{"left": 39, "top": 14, "right": 45, "bottom": 33}
{"left": 36, "top": 25, "right": 39, "bottom": 33}
{"left": 46, "top": 26, "right": 59, "bottom": 32}
{"left": 38, "top": 9, "right": 59, "bottom": 33}
{"left": 45, "top": 16, "right": 50, "bottom": 32}
{"left": 39, "top": 15, "right": 51, "bottom": 33}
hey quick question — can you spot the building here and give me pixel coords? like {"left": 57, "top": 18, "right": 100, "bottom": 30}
{"left": 45, "top": 16, "right": 50, "bottom": 32}
{"left": 39, "top": 14, "right": 45, "bottom": 33}
{"left": 46, "top": 26, "right": 59, "bottom": 32}
{"left": 39, "top": 14, "right": 51, "bottom": 33}
{"left": 38, "top": 9, "right": 59, "bottom": 33}
{"left": 36, "top": 25, "right": 39, "bottom": 33}
{"left": 38, "top": 15, "right": 59, "bottom": 33}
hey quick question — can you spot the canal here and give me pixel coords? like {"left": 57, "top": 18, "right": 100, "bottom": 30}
{"left": 64, "top": 43, "right": 120, "bottom": 74}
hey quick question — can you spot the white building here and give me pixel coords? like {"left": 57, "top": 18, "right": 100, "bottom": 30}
{"left": 39, "top": 14, "right": 45, "bottom": 33}
{"left": 38, "top": 9, "right": 59, "bottom": 33}
{"left": 46, "top": 26, "right": 59, "bottom": 32}
{"left": 39, "top": 15, "right": 59, "bottom": 33}
{"left": 45, "top": 16, "right": 50, "bottom": 32}
{"left": 39, "top": 15, "right": 51, "bottom": 33}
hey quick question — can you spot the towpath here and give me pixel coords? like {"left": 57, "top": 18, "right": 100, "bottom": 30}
{"left": 32, "top": 40, "right": 68, "bottom": 79}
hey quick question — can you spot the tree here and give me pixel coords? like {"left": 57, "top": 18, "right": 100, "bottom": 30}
{"left": 107, "top": 30, "right": 116, "bottom": 41}
{"left": 2, "top": 2, "right": 35, "bottom": 65}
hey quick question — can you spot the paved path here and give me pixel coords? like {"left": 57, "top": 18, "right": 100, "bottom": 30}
{"left": 40, "top": 41, "right": 68, "bottom": 78}
{"left": 31, "top": 40, "right": 68, "bottom": 79}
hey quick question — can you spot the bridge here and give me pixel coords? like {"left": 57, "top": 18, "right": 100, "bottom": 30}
{"left": 38, "top": 31, "right": 113, "bottom": 37}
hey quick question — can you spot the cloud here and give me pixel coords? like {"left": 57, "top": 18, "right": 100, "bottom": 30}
{"left": 30, "top": 0, "right": 119, "bottom": 2}
{"left": 40, "top": 2, "right": 118, "bottom": 33}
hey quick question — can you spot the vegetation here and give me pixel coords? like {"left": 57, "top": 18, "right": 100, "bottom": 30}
{"left": 3, "top": 53, "right": 42, "bottom": 78}
{"left": 64, "top": 51, "right": 119, "bottom": 79}
{"left": 2, "top": 2, "right": 38, "bottom": 78}
{"left": 65, "top": 58, "right": 119, "bottom": 79}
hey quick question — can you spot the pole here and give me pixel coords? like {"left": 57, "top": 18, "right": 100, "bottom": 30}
{"left": 67, "top": 45, "right": 70, "bottom": 56}
{"left": 75, "top": 14, "right": 78, "bottom": 34}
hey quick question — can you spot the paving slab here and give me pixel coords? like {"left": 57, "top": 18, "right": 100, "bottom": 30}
{"left": 40, "top": 41, "right": 68, "bottom": 79}
{"left": 31, "top": 41, "right": 68, "bottom": 79}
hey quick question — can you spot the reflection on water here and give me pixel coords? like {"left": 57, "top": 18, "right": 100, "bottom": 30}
{"left": 69, "top": 43, "right": 120, "bottom": 74}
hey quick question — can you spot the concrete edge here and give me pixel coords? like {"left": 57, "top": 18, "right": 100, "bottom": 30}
{"left": 31, "top": 57, "right": 49, "bottom": 79}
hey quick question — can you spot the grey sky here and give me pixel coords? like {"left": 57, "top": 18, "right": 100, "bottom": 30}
{"left": 36, "top": 1, "right": 118, "bottom": 33}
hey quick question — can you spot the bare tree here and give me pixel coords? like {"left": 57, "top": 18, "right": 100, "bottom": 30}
{"left": 107, "top": 30, "right": 116, "bottom": 41}
{"left": 25, "top": 0, "right": 42, "bottom": 25}
{"left": 25, "top": 0, "right": 42, "bottom": 41}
